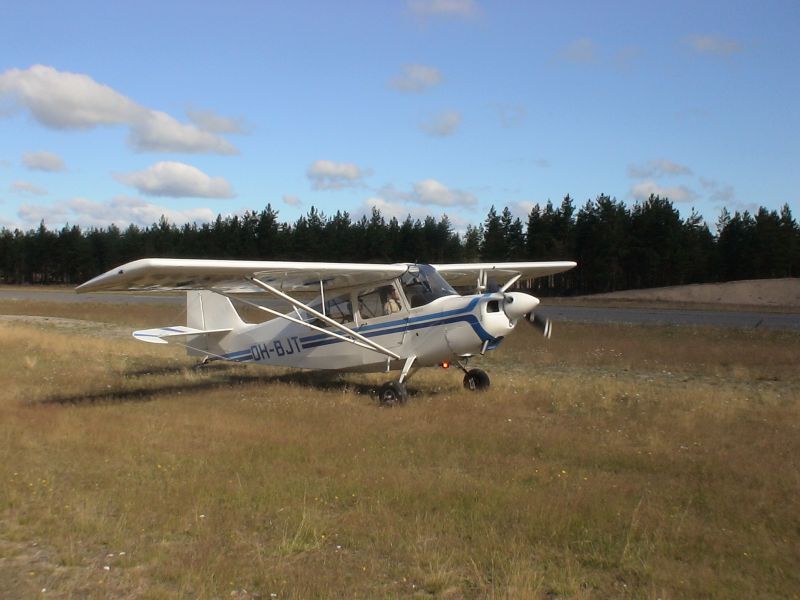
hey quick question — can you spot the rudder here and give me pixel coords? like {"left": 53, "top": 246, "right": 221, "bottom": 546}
{"left": 187, "top": 290, "right": 245, "bottom": 331}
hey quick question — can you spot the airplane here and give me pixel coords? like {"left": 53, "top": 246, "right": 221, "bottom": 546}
{"left": 77, "top": 258, "right": 576, "bottom": 405}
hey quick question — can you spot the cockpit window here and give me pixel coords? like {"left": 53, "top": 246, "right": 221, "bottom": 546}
{"left": 400, "top": 264, "right": 458, "bottom": 308}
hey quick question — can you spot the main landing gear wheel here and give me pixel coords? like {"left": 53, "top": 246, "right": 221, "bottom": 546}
{"left": 378, "top": 381, "right": 408, "bottom": 407}
{"left": 463, "top": 368, "right": 490, "bottom": 391}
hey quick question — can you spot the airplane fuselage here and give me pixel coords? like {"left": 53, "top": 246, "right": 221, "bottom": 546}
{"left": 205, "top": 293, "right": 516, "bottom": 373}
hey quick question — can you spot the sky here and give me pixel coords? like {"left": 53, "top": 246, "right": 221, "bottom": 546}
{"left": 0, "top": 0, "right": 798, "bottom": 233}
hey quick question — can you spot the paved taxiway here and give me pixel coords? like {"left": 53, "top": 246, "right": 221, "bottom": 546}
{"left": 1, "top": 288, "right": 798, "bottom": 331}
{"left": 536, "top": 305, "right": 800, "bottom": 331}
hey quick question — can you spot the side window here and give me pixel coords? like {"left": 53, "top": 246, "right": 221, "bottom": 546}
{"left": 358, "top": 285, "right": 402, "bottom": 319}
{"left": 326, "top": 294, "right": 353, "bottom": 324}
{"left": 307, "top": 293, "right": 353, "bottom": 327}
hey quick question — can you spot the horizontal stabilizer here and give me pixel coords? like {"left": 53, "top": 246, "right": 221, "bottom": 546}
{"left": 133, "top": 325, "right": 232, "bottom": 345}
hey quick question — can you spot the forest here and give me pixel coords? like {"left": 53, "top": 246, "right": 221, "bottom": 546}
{"left": 1, "top": 194, "right": 798, "bottom": 295}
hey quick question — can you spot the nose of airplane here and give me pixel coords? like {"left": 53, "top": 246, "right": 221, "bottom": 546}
{"left": 502, "top": 292, "right": 539, "bottom": 322}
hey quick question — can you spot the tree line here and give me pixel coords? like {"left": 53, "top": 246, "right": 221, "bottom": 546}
{"left": 1, "top": 194, "right": 798, "bottom": 295}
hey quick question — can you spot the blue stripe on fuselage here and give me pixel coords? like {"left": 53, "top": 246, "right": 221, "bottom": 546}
{"left": 299, "top": 297, "right": 479, "bottom": 343}
{"left": 222, "top": 349, "right": 255, "bottom": 362}
{"left": 298, "top": 296, "right": 496, "bottom": 350}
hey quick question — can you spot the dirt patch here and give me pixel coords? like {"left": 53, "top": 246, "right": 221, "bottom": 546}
{"left": 580, "top": 278, "right": 800, "bottom": 309}
{"left": 0, "top": 315, "right": 131, "bottom": 339}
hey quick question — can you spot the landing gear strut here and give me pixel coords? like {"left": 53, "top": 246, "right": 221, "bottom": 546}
{"left": 378, "top": 355, "right": 415, "bottom": 407}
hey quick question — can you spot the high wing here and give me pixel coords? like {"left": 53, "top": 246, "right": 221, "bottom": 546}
{"left": 433, "top": 261, "right": 577, "bottom": 290}
{"left": 76, "top": 258, "right": 408, "bottom": 294}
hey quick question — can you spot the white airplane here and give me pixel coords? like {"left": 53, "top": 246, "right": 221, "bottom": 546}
{"left": 77, "top": 259, "right": 576, "bottom": 405}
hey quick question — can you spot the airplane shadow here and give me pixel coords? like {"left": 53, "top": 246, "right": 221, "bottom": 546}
{"left": 38, "top": 381, "right": 225, "bottom": 406}
{"left": 36, "top": 363, "right": 393, "bottom": 407}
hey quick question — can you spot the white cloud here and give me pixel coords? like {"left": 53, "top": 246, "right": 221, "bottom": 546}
{"left": 129, "top": 110, "right": 238, "bottom": 154}
{"left": 72, "top": 197, "right": 215, "bottom": 227}
{"left": 361, "top": 196, "right": 471, "bottom": 230}
{"left": 420, "top": 110, "right": 462, "bottom": 137}
{"left": 699, "top": 177, "right": 736, "bottom": 205}
{"left": 560, "top": 38, "right": 597, "bottom": 64}
{"left": 710, "top": 185, "right": 735, "bottom": 204}
{"left": 699, "top": 176, "right": 717, "bottom": 189}
{"left": 628, "top": 159, "right": 693, "bottom": 178}
{"left": 18, "top": 196, "right": 215, "bottom": 229}
{"left": 0, "top": 215, "right": 18, "bottom": 230}
{"left": 0, "top": 65, "right": 237, "bottom": 154}
{"left": 407, "top": 0, "right": 477, "bottom": 19}
{"left": 307, "top": 160, "right": 370, "bottom": 190}
{"left": 510, "top": 200, "right": 539, "bottom": 217}
{"left": 612, "top": 46, "right": 642, "bottom": 70}
{"left": 685, "top": 34, "right": 742, "bottom": 56}
{"left": 187, "top": 108, "right": 250, "bottom": 134}
{"left": 283, "top": 194, "right": 303, "bottom": 207}
{"left": 11, "top": 181, "right": 47, "bottom": 196}
{"left": 390, "top": 64, "right": 443, "bottom": 93}
{"left": 413, "top": 179, "right": 477, "bottom": 207}
{"left": 22, "top": 151, "right": 65, "bottom": 172}
{"left": 631, "top": 180, "right": 697, "bottom": 203}
{"left": 115, "top": 161, "right": 235, "bottom": 199}
{"left": 17, "top": 203, "right": 65, "bottom": 225}
{"left": 363, "top": 196, "right": 416, "bottom": 221}
{"left": 494, "top": 104, "right": 526, "bottom": 128}
{"left": 373, "top": 179, "right": 477, "bottom": 208}
{"left": 0, "top": 64, "right": 140, "bottom": 128}
{"left": 557, "top": 41, "right": 641, "bottom": 69}
{"left": 373, "top": 183, "right": 412, "bottom": 204}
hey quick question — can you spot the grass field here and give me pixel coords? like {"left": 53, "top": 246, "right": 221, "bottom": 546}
{"left": 1, "top": 297, "right": 799, "bottom": 599}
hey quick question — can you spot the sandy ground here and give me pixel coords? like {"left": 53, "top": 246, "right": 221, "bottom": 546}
{"left": 580, "top": 278, "right": 800, "bottom": 308}
{"left": 0, "top": 315, "right": 131, "bottom": 338}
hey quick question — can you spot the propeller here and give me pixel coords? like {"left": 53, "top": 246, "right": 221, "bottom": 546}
{"left": 526, "top": 312, "right": 552, "bottom": 339}
{"left": 500, "top": 291, "right": 552, "bottom": 339}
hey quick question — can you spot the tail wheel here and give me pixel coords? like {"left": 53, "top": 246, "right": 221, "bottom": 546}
{"left": 378, "top": 381, "right": 408, "bottom": 407}
{"left": 463, "top": 368, "right": 490, "bottom": 391}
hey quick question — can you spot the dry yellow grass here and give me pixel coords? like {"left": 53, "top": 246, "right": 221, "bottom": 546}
{"left": 1, "top": 299, "right": 799, "bottom": 598}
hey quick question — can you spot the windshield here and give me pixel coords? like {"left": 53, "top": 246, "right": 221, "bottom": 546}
{"left": 400, "top": 264, "right": 458, "bottom": 308}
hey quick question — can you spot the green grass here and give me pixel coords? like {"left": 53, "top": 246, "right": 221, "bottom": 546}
{"left": 1, "top": 300, "right": 799, "bottom": 598}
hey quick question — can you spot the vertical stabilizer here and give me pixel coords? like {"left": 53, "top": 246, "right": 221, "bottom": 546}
{"left": 187, "top": 291, "right": 245, "bottom": 331}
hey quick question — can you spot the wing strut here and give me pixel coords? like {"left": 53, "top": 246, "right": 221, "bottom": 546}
{"left": 244, "top": 277, "right": 402, "bottom": 360}
{"left": 499, "top": 273, "right": 521, "bottom": 293}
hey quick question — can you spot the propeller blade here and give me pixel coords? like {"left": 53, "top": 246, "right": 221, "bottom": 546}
{"left": 527, "top": 312, "right": 552, "bottom": 339}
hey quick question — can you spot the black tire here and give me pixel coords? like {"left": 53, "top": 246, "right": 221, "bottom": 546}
{"left": 378, "top": 381, "right": 408, "bottom": 407}
{"left": 463, "top": 368, "right": 490, "bottom": 391}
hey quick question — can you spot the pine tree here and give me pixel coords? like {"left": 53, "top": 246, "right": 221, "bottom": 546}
{"left": 481, "top": 206, "right": 505, "bottom": 260}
